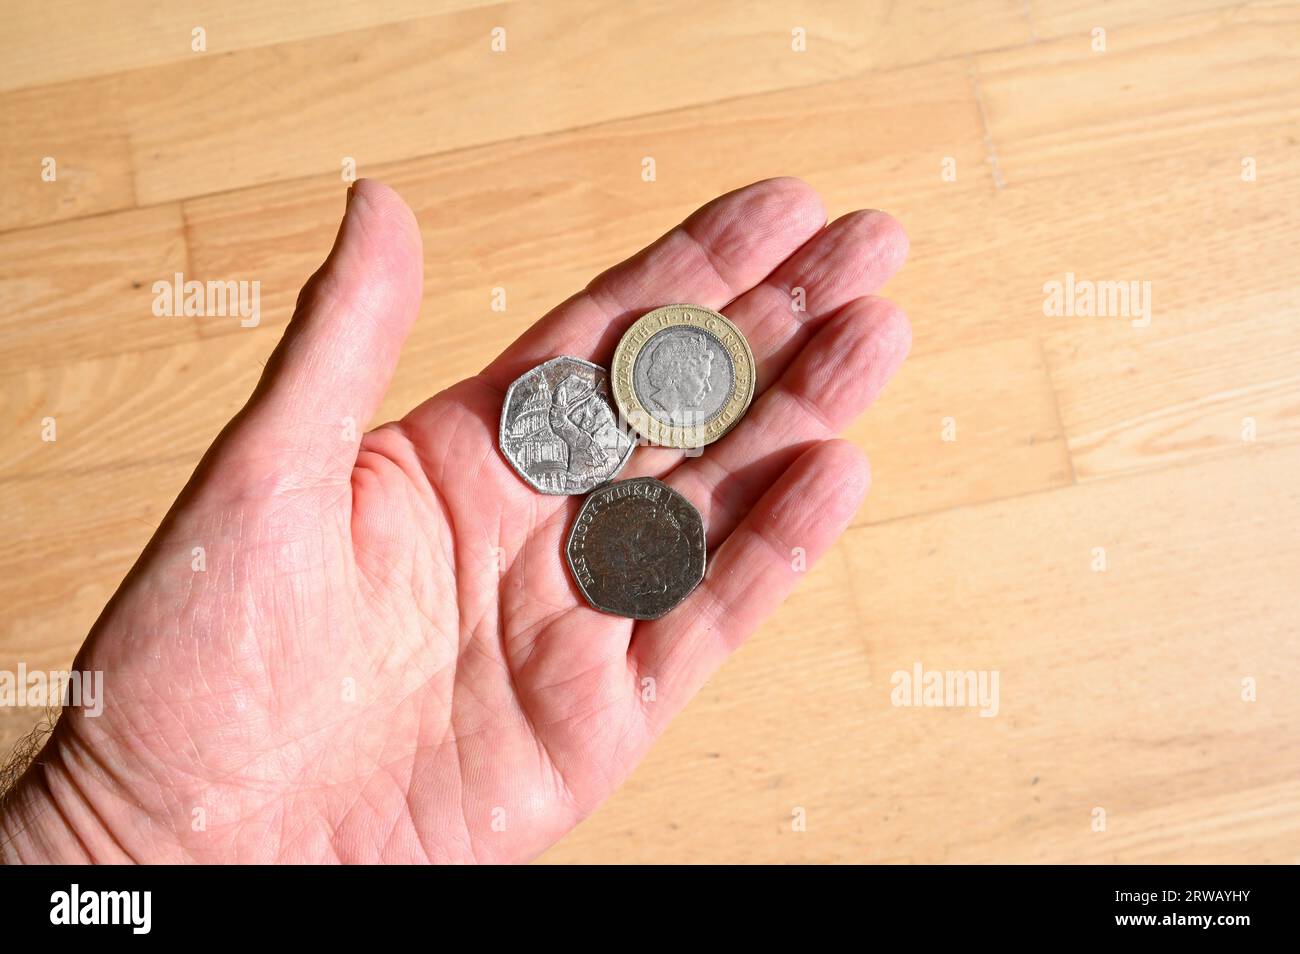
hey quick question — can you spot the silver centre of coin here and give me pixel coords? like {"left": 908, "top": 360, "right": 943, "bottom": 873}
{"left": 499, "top": 355, "right": 636, "bottom": 495}
{"left": 631, "top": 326, "right": 735, "bottom": 429}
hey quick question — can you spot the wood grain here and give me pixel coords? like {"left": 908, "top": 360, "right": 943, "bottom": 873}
{"left": 0, "top": 81, "right": 135, "bottom": 231}
{"left": 977, "top": 4, "right": 1300, "bottom": 186}
{"left": 0, "top": 0, "right": 1027, "bottom": 229}
{"left": 847, "top": 336, "right": 1074, "bottom": 525}
{"left": 178, "top": 53, "right": 987, "bottom": 351}
{"left": 1029, "top": 0, "right": 1250, "bottom": 40}
{"left": 0, "top": 205, "right": 189, "bottom": 370}
{"left": 0, "top": 0, "right": 501, "bottom": 92}
{"left": 1046, "top": 314, "right": 1300, "bottom": 480}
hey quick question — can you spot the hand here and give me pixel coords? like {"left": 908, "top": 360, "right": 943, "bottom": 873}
{"left": 0, "top": 178, "right": 909, "bottom": 863}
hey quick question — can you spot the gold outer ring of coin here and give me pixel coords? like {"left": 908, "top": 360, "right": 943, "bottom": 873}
{"left": 610, "top": 303, "right": 756, "bottom": 449}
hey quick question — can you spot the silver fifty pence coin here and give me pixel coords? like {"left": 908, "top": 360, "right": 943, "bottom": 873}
{"left": 499, "top": 355, "right": 636, "bottom": 495}
{"left": 565, "top": 477, "right": 706, "bottom": 620}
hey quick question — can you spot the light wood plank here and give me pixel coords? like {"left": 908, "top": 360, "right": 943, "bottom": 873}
{"left": 0, "top": 80, "right": 135, "bottom": 230}
{"left": 0, "top": 205, "right": 190, "bottom": 370}
{"left": 888, "top": 4, "right": 1300, "bottom": 357}
{"left": 1045, "top": 313, "right": 1300, "bottom": 480}
{"left": 0, "top": 0, "right": 1025, "bottom": 229}
{"left": 1029, "top": 0, "right": 1250, "bottom": 39}
{"left": 128, "top": 0, "right": 1023, "bottom": 206}
{"left": 848, "top": 336, "right": 1073, "bottom": 525}
{"left": 0, "top": 1, "right": 501, "bottom": 93}
{"left": 976, "top": 4, "right": 1300, "bottom": 185}
{"left": 0, "top": 334, "right": 265, "bottom": 481}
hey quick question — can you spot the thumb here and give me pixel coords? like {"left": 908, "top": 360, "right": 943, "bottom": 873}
{"left": 223, "top": 178, "right": 424, "bottom": 487}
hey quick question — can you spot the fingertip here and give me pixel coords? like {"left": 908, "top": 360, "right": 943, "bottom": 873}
{"left": 780, "top": 295, "right": 910, "bottom": 430}
{"left": 302, "top": 177, "right": 423, "bottom": 329}
{"left": 855, "top": 295, "right": 913, "bottom": 367}
{"left": 345, "top": 178, "right": 424, "bottom": 273}
{"left": 851, "top": 209, "right": 909, "bottom": 284}
{"left": 749, "top": 176, "right": 827, "bottom": 230}
{"left": 813, "top": 296, "right": 911, "bottom": 404}
{"left": 768, "top": 176, "right": 826, "bottom": 237}
{"left": 690, "top": 176, "right": 827, "bottom": 260}
{"left": 240, "top": 178, "right": 426, "bottom": 476}
{"left": 350, "top": 178, "right": 419, "bottom": 230}
{"left": 766, "top": 439, "right": 871, "bottom": 538}
{"left": 813, "top": 438, "right": 872, "bottom": 506}
{"left": 758, "top": 208, "right": 907, "bottom": 321}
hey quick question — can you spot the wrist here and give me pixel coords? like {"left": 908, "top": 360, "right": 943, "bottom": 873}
{"left": 1, "top": 725, "right": 152, "bottom": 864}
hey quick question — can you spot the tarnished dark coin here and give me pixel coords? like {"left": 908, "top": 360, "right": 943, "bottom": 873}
{"left": 565, "top": 477, "right": 706, "bottom": 620}
{"left": 499, "top": 355, "right": 636, "bottom": 494}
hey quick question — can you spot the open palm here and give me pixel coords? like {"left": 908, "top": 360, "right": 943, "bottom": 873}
{"left": 0, "top": 178, "right": 909, "bottom": 864}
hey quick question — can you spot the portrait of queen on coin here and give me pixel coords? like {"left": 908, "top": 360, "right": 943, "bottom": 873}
{"left": 635, "top": 327, "right": 733, "bottom": 428}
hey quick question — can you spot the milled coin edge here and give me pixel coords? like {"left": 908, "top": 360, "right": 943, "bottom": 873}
{"left": 611, "top": 304, "right": 756, "bottom": 449}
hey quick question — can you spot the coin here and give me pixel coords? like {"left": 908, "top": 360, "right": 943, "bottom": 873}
{"left": 565, "top": 477, "right": 706, "bottom": 620}
{"left": 610, "top": 303, "right": 756, "bottom": 449}
{"left": 499, "top": 355, "right": 636, "bottom": 495}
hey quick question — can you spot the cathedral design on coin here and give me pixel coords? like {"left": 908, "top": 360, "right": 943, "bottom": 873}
{"left": 611, "top": 304, "right": 756, "bottom": 449}
{"left": 566, "top": 477, "right": 706, "bottom": 620}
{"left": 499, "top": 356, "right": 636, "bottom": 494}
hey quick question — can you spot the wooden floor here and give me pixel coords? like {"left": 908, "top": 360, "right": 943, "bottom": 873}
{"left": 2, "top": 1, "right": 1297, "bottom": 863}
